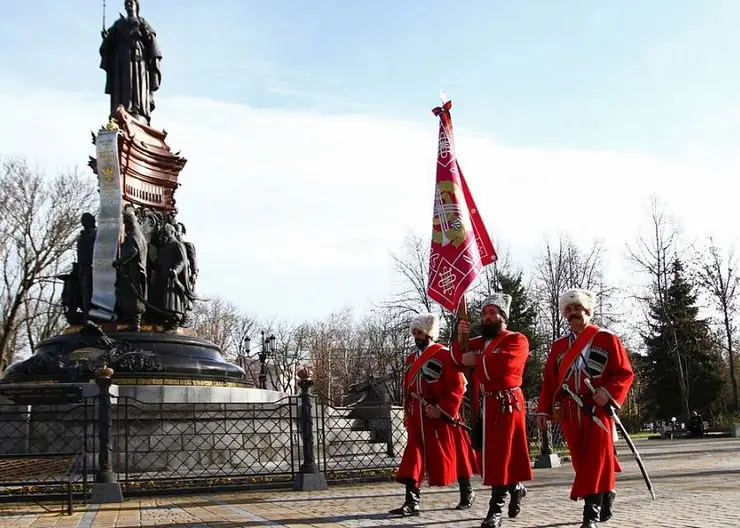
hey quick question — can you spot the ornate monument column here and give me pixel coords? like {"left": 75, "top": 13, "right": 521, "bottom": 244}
{"left": 1, "top": 0, "right": 247, "bottom": 389}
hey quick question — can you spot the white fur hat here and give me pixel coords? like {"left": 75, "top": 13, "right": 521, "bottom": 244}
{"left": 410, "top": 313, "right": 439, "bottom": 341}
{"left": 482, "top": 293, "right": 513, "bottom": 320}
{"left": 559, "top": 288, "right": 597, "bottom": 317}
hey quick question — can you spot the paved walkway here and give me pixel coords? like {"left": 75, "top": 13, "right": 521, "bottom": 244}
{"left": 1, "top": 437, "right": 739, "bottom": 527}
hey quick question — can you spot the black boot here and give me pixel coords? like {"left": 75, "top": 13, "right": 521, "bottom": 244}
{"left": 507, "top": 483, "right": 527, "bottom": 518}
{"left": 388, "top": 479, "right": 421, "bottom": 517}
{"left": 455, "top": 476, "right": 476, "bottom": 510}
{"left": 580, "top": 494, "right": 602, "bottom": 528}
{"left": 600, "top": 490, "right": 616, "bottom": 522}
{"left": 481, "top": 486, "right": 507, "bottom": 528}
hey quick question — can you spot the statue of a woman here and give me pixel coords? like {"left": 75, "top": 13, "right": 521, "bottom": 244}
{"left": 100, "top": 0, "right": 162, "bottom": 124}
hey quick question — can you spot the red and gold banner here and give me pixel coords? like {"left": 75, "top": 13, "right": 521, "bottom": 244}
{"left": 427, "top": 100, "right": 497, "bottom": 312}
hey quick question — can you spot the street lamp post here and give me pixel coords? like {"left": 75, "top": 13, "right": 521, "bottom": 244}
{"left": 241, "top": 335, "right": 251, "bottom": 373}
{"left": 242, "top": 331, "right": 276, "bottom": 389}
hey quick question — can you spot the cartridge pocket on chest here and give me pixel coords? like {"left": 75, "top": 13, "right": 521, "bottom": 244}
{"left": 421, "top": 358, "right": 443, "bottom": 383}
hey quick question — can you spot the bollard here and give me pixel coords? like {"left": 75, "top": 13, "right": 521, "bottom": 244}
{"left": 293, "top": 366, "right": 328, "bottom": 491}
{"left": 541, "top": 421, "right": 552, "bottom": 455}
{"left": 534, "top": 422, "right": 561, "bottom": 469}
{"left": 90, "top": 363, "right": 123, "bottom": 503}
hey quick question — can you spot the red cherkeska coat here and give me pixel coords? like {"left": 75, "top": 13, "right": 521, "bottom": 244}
{"left": 396, "top": 343, "right": 479, "bottom": 487}
{"left": 451, "top": 331, "right": 533, "bottom": 487}
{"left": 537, "top": 326, "right": 634, "bottom": 500}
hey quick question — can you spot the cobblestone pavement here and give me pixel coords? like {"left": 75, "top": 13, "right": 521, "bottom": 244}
{"left": 1, "top": 437, "right": 738, "bottom": 527}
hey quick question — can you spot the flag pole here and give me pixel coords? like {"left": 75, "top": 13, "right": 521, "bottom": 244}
{"left": 439, "top": 90, "right": 470, "bottom": 346}
{"left": 457, "top": 295, "right": 469, "bottom": 352}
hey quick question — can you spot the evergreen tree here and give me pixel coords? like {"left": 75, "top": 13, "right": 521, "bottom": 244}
{"left": 642, "top": 260, "right": 725, "bottom": 421}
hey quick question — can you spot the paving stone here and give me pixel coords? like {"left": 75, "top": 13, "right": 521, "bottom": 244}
{"left": 1, "top": 437, "right": 739, "bottom": 527}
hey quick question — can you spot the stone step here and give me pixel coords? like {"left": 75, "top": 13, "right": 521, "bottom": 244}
{"left": 324, "top": 428, "right": 372, "bottom": 443}
{"left": 325, "top": 440, "right": 388, "bottom": 458}
{"left": 323, "top": 407, "right": 352, "bottom": 417}
{"left": 323, "top": 455, "right": 402, "bottom": 470}
{"left": 323, "top": 416, "right": 359, "bottom": 430}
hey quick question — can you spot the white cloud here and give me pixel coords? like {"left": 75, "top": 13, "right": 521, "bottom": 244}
{"left": 1, "top": 81, "right": 738, "bottom": 322}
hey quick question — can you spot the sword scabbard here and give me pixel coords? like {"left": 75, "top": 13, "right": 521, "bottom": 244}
{"left": 582, "top": 375, "right": 656, "bottom": 500}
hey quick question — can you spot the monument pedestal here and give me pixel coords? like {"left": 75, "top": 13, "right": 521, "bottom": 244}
{"left": 0, "top": 328, "right": 248, "bottom": 387}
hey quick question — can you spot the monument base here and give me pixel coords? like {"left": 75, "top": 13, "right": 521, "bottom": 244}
{"left": 534, "top": 453, "right": 561, "bottom": 469}
{"left": 293, "top": 472, "right": 328, "bottom": 491}
{"left": 0, "top": 329, "right": 248, "bottom": 387}
{"left": 90, "top": 482, "right": 124, "bottom": 503}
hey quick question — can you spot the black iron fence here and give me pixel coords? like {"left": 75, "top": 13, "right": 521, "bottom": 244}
{"left": 112, "top": 395, "right": 306, "bottom": 491}
{"left": 319, "top": 403, "right": 406, "bottom": 482}
{"left": 0, "top": 398, "right": 93, "bottom": 503}
{"left": 0, "top": 386, "right": 565, "bottom": 501}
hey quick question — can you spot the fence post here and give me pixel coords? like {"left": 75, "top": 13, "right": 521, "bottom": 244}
{"left": 90, "top": 363, "right": 123, "bottom": 503}
{"left": 293, "top": 366, "right": 328, "bottom": 491}
{"left": 534, "top": 423, "right": 561, "bottom": 468}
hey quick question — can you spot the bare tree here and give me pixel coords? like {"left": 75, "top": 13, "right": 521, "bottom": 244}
{"left": 190, "top": 296, "right": 251, "bottom": 359}
{"left": 360, "top": 308, "right": 413, "bottom": 404}
{"left": 533, "top": 235, "right": 616, "bottom": 342}
{"left": 381, "top": 233, "right": 466, "bottom": 344}
{"left": 189, "top": 296, "right": 264, "bottom": 387}
{"left": 627, "top": 198, "right": 691, "bottom": 420}
{"left": 695, "top": 239, "right": 739, "bottom": 411}
{"left": 384, "top": 234, "right": 436, "bottom": 316}
{"left": 300, "top": 309, "right": 355, "bottom": 404}
{"left": 302, "top": 307, "right": 413, "bottom": 405}
{"left": 475, "top": 247, "right": 515, "bottom": 297}
{"left": 260, "top": 322, "right": 304, "bottom": 394}
{"left": 0, "top": 159, "right": 97, "bottom": 372}
{"left": 22, "top": 279, "right": 67, "bottom": 353}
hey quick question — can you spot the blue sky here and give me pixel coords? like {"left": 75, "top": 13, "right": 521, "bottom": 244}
{"left": 1, "top": 1, "right": 739, "bottom": 322}
{"left": 4, "top": 0, "right": 739, "bottom": 153}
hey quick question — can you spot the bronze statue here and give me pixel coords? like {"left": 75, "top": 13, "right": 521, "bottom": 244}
{"left": 60, "top": 213, "right": 97, "bottom": 325}
{"left": 100, "top": 0, "right": 162, "bottom": 125}
{"left": 77, "top": 212, "right": 97, "bottom": 318}
{"left": 114, "top": 208, "right": 148, "bottom": 331}
{"left": 176, "top": 222, "right": 198, "bottom": 294}
{"left": 150, "top": 223, "right": 188, "bottom": 328}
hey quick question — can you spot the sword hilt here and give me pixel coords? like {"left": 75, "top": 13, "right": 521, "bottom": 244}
{"left": 583, "top": 378, "right": 620, "bottom": 414}
{"left": 561, "top": 384, "right": 583, "bottom": 407}
{"left": 562, "top": 384, "right": 610, "bottom": 434}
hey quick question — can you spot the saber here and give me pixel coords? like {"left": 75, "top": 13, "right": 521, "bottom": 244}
{"left": 410, "top": 392, "right": 471, "bottom": 432}
{"left": 584, "top": 378, "right": 656, "bottom": 500}
{"left": 561, "top": 384, "right": 610, "bottom": 434}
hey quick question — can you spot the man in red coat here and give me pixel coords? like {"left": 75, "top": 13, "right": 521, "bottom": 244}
{"left": 390, "top": 313, "right": 478, "bottom": 517}
{"left": 452, "top": 293, "right": 533, "bottom": 528}
{"left": 536, "top": 288, "right": 634, "bottom": 528}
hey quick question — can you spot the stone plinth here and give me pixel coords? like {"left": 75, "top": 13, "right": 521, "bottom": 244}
{"left": 117, "top": 385, "right": 286, "bottom": 404}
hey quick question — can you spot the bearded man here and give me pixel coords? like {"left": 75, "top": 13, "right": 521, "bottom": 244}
{"left": 390, "top": 313, "right": 478, "bottom": 517}
{"left": 536, "top": 289, "right": 634, "bottom": 528}
{"left": 452, "top": 293, "right": 533, "bottom": 528}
